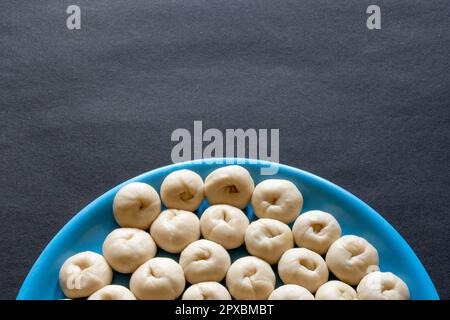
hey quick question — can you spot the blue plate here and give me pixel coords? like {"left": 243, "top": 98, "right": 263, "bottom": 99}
{"left": 17, "top": 158, "right": 439, "bottom": 300}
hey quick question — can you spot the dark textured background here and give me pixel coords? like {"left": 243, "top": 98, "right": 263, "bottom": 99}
{"left": 1, "top": 0, "right": 449, "bottom": 300}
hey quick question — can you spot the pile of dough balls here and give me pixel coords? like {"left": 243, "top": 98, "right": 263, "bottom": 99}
{"left": 59, "top": 165, "right": 410, "bottom": 300}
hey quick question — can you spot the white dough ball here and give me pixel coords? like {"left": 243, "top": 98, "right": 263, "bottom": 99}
{"left": 102, "top": 228, "right": 157, "bottom": 273}
{"left": 182, "top": 282, "right": 232, "bottom": 300}
{"left": 179, "top": 239, "right": 231, "bottom": 284}
{"left": 278, "top": 248, "right": 329, "bottom": 293}
{"left": 325, "top": 235, "right": 379, "bottom": 285}
{"left": 315, "top": 281, "right": 357, "bottom": 300}
{"left": 357, "top": 271, "right": 410, "bottom": 300}
{"left": 268, "top": 284, "right": 315, "bottom": 300}
{"left": 251, "top": 179, "right": 303, "bottom": 224}
{"left": 59, "top": 251, "right": 113, "bottom": 298}
{"left": 88, "top": 285, "right": 136, "bottom": 300}
{"left": 292, "top": 210, "right": 342, "bottom": 255}
{"left": 113, "top": 182, "right": 161, "bottom": 230}
{"left": 204, "top": 165, "right": 254, "bottom": 209}
{"left": 160, "top": 169, "right": 204, "bottom": 211}
{"left": 245, "top": 218, "right": 294, "bottom": 264}
{"left": 226, "top": 256, "right": 276, "bottom": 300}
{"left": 130, "top": 257, "right": 185, "bottom": 300}
{"left": 200, "top": 204, "right": 249, "bottom": 249}
{"left": 150, "top": 209, "right": 200, "bottom": 253}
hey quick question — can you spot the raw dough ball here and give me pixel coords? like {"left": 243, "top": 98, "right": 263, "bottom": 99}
{"left": 113, "top": 182, "right": 161, "bottom": 230}
{"left": 200, "top": 204, "right": 249, "bottom": 249}
{"left": 315, "top": 281, "right": 357, "bottom": 300}
{"left": 204, "top": 165, "right": 254, "bottom": 209}
{"left": 102, "top": 228, "right": 157, "bottom": 273}
{"left": 292, "top": 210, "right": 342, "bottom": 255}
{"left": 160, "top": 169, "right": 204, "bottom": 211}
{"left": 226, "top": 256, "right": 276, "bottom": 300}
{"left": 278, "top": 248, "right": 328, "bottom": 293}
{"left": 182, "top": 282, "right": 232, "bottom": 300}
{"left": 130, "top": 257, "right": 185, "bottom": 300}
{"left": 268, "top": 285, "right": 315, "bottom": 300}
{"left": 357, "top": 271, "right": 410, "bottom": 300}
{"left": 150, "top": 209, "right": 200, "bottom": 253}
{"left": 325, "top": 235, "right": 379, "bottom": 285}
{"left": 245, "top": 218, "right": 294, "bottom": 264}
{"left": 179, "top": 239, "right": 231, "bottom": 284}
{"left": 59, "top": 251, "right": 113, "bottom": 298}
{"left": 88, "top": 285, "right": 136, "bottom": 300}
{"left": 251, "top": 179, "right": 303, "bottom": 224}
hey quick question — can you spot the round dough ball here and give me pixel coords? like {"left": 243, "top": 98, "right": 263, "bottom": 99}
{"left": 315, "top": 281, "right": 357, "bottom": 300}
{"left": 292, "top": 210, "right": 342, "bottom": 255}
{"left": 278, "top": 248, "right": 328, "bottom": 293}
{"left": 160, "top": 169, "right": 204, "bottom": 211}
{"left": 179, "top": 239, "right": 231, "bottom": 284}
{"left": 150, "top": 209, "right": 200, "bottom": 253}
{"left": 268, "top": 284, "right": 315, "bottom": 300}
{"left": 59, "top": 251, "right": 113, "bottom": 298}
{"left": 357, "top": 271, "right": 410, "bottom": 300}
{"left": 325, "top": 235, "right": 379, "bottom": 285}
{"left": 251, "top": 179, "right": 303, "bottom": 224}
{"left": 130, "top": 257, "right": 185, "bottom": 300}
{"left": 200, "top": 204, "right": 249, "bottom": 249}
{"left": 245, "top": 218, "right": 294, "bottom": 264}
{"left": 182, "top": 282, "right": 231, "bottom": 300}
{"left": 204, "top": 165, "right": 254, "bottom": 209}
{"left": 226, "top": 256, "right": 275, "bottom": 300}
{"left": 102, "top": 228, "right": 157, "bottom": 273}
{"left": 113, "top": 182, "right": 161, "bottom": 230}
{"left": 88, "top": 285, "right": 136, "bottom": 300}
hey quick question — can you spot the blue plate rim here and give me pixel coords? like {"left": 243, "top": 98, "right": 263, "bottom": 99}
{"left": 16, "top": 158, "right": 439, "bottom": 300}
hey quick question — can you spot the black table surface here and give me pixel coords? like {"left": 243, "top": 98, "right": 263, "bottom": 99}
{"left": 1, "top": 1, "right": 449, "bottom": 300}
